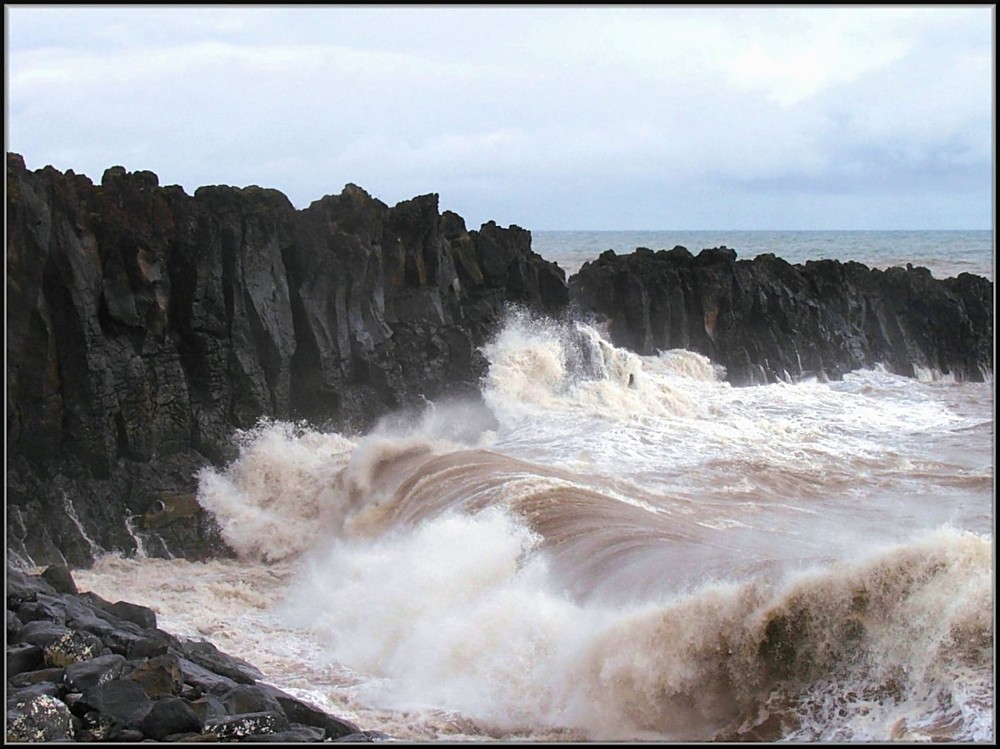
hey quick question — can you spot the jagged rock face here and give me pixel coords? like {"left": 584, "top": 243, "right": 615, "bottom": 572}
{"left": 5, "top": 566, "right": 367, "bottom": 742}
{"left": 570, "top": 247, "right": 993, "bottom": 385}
{"left": 6, "top": 154, "right": 568, "bottom": 567}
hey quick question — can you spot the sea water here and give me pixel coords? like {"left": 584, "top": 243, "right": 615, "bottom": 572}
{"left": 73, "top": 233, "right": 994, "bottom": 742}
{"left": 533, "top": 229, "right": 994, "bottom": 281}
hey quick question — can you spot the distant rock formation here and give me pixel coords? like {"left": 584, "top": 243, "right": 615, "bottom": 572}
{"left": 6, "top": 154, "right": 567, "bottom": 567}
{"left": 570, "top": 246, "right": 993, "bottom": 385}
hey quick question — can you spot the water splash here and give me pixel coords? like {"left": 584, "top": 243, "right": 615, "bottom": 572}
{"left": 62, "top": 492, "right": 101, "bottom": 558}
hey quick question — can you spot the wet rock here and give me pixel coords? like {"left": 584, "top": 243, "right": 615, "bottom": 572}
{"left": 3, "top": 568, "right": 375, "bottom": 742}
{"left": 105, "top": 600, "right": 157, "bottom": 630}
{"left": 8, "top": 666, "right": 65, "bottom": 688}
{"left": 16, "top": 596, "right": 66, "bottom": 625}
{"left": 248, "top": 723, "right": 327, "bottom": 742}
{"left": 175, "top": 656, "right": 239, "bottom": 695}
{"left": 570, "top": 247, "right": 993, "bottom": 385}
{"left": 104, "top": 622, "right": 172, "bottom": 660}
{"left": 220, "top": 683, "right": 285, "bottom": 716}
{"left": 187, "top": 693, "right": 228, "bottom": 725}
{"left": 17, "top": 621, "right": 107, "bottom": 667}
{"left": 335, "top": 730, "right": 393, "bottom": 742}
{"left": 258, "top": 682, "right": 360, "bottom": 739}
{"left": 137, "top": 696, "right": 202, "bottom": 740}
{"left": 62, "top": 652, "right": 129, "bottom": 692}
{"left": 7, "top": 566, "right": 55, "bottom": 607}
{"left": 7, "top": 682, "right": 65, "bottom": 703}
{"left": 128, "top": 653, "right": 184, "bottom": 696}
{"left": 180, "top": 639, "right": 264, "bottom": 684}
{"left": 76, "top": 677, "right": 153, "bottom": 729}
{"left": 6, "top": 690, "right": 74, "bottom": 742}
{"left": 40, "top": 564, "right": 79, "bottom": 595}
{"left": 204, "top": 710, "right": 289, "bottom": 739}
{"left": 7, "top": 609, "right": 23, "bottom": 638}
{"left": 7, "top": 155, "right": 568, "bottom": 565}
{"left": 7, "top": 643, "right": 44, "bottom": 678}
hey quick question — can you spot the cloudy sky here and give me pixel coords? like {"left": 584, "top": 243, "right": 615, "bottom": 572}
{"left": 5, "top": 5, "right": 994, "bottom": 229}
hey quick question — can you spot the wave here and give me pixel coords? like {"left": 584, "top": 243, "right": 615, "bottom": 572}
{"left": 278, "top": 509, "right": 991, "bottom": 741}
{"left": 182, "top": 315, "right": 992, "bottom": 741}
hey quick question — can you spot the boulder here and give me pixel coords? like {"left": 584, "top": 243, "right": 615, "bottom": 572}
{"left": 220, "top": 683, "right": 285, "bottom": 716}
{"left": 180, "top": 639, "right": 264, "bottom": 684}
{"left": 257, "top": 682, "right": 360, "bottom": 739}
{"left": 76, "top": 678, "right": 153, "bottom": 730}
{"left": 128, "top": 653, "right": 184, "bottom": 696}
{"left": 247, "top": 723, "right": 327, "bottom": 741}
{"left": 63, "top": 652, "right": 129, "bottom": 692}
{"left": 40, "top": 564, "right": 79, "bottom": 595}
{"left": 7, "top": 643, "right": 44, "bottom": 678}
{"left": 204, "top": 710, "right": 289, "bottom": 739}
{"left": 6, "top": 690, "right": 75, "bottom": 742}
{"left": 137, "top": 697, "right": 202, "bottom": 740}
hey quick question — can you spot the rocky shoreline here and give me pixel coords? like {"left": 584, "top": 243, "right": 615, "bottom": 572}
{"left": 5, "top": 155, "right": 994, "bottom": 742}
{"left": 8, "top": 154, "right": 992, "bottom": 572}
{"left": 7, "top": 564, "right": 381, "bottom": 742}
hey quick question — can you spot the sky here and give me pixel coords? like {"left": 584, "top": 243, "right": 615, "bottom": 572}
{"left": 4, "top": 5, "right": 994, "bottom": 230}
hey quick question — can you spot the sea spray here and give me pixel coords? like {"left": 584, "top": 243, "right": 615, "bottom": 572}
{"left": 278, "top": 506, "right": 991, "bottom": 740}
{"left": 87, "top": 316, "right": 991, "bottom": 742}
{"left": 196, "top": 420, "right": 356, "bottom": 561}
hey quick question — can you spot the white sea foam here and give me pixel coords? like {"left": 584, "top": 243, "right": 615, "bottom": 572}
{"left": 80, "top": 313, "right": 992, "bottom": 742}
{"left": 195, "top": 420, "right": 357, "bottom": 561}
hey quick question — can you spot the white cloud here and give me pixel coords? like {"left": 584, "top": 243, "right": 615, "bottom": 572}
{"left": 5, "top": 5, "right": 993, "bottom": 229}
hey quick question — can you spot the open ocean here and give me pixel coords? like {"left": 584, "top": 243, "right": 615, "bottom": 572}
{"left": 74, "top": 230, "right": 993, "bottom": 742}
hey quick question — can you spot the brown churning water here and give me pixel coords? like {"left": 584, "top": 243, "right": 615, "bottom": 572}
{"left": 75, "top": 312, "right": 994, "bottom": 742}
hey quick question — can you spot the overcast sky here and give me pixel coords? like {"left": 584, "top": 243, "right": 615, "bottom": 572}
{"left": 5, "top": 5, "right": 994, "bottom": 230}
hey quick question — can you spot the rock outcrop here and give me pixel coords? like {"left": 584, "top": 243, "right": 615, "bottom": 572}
{"left": 570, "top": 246, "right": 993, "bottom": 385}
{"left": 6, "top": 154, "right": 568, "bottom": 567}
{"left": 6, "top": 565, "right": 378, "bottom": 743}
{"left": 8, "top": 154, "right": 993, "bottom": 568}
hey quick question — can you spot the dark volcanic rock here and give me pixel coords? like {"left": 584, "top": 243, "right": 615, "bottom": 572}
{"left": 138, "top": 697, "right": 203, "bottom": 741}
{"left": 220, "top": 683, "right": 285, "bottom": 717}
{"left": 258, "top": 682, "right": 360, "bottom": 739}
{"left": 128, "top": 653, "right": 184, "bottom": 696}
{"left": 6, "top": 688, "right": 75, "bottom": 742}
{"left": 104, "top": 600, "right": 157, "bottom": 630}
{"left": 63, "top": 652, "right": 129, "bottom": 692}
{"left": 7, "top": 565, "right": 57, "bottom": 606}
{"left": 4, "top": 567, "right": 378, "bottom": 742}
{"left": 570, "top": 247, "right": 993, "bottom": 385}
{"left": 7, "top": 642, "right": 45, "bottom": 677}
{"left": 249, "top": 723, "right": 327, "bottom": 741}
{"left": 204, "top": 710, "right": 289, "bottom": 739}
{"left": 180, "top": 639, "right": 264, "bottom": 685}
{"left": 41, "top": 564, "right": 80, "bottom": 595}
{"left": 7, "top": 153, "right": 569, "bottom": 566}
{"left": 175, "top": 656, "right": 240, "bottom": 696}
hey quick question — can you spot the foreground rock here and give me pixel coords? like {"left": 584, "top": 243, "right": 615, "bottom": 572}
{"left": 6, "top": 565, "right": 379, "bottom": 743}
{"left": 6, "top": 153, "right": 568, "bottom": 567}
{"left": 570, "top": 246, "right": 993, "bottom": 385}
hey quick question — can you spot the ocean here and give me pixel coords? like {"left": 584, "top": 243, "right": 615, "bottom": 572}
{"left": 533, "top": 229, "right": 994, "bottom": 281}
{"left": 73, "top": 231, "right": 993, "bottom": 742}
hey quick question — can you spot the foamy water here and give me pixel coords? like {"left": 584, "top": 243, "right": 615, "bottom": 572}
{"left": 75, "top": 312, "right": 994, "bottom": 742}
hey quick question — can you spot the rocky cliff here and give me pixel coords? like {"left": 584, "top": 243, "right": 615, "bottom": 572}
{"left": 570, "top": 246, "right": 993, "bottom": 385}
{"left": 7, "top": 155, "right": 993, "bottom": 569}
{"left": 6, "top": 154, "right": 568, "bottom": 567}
